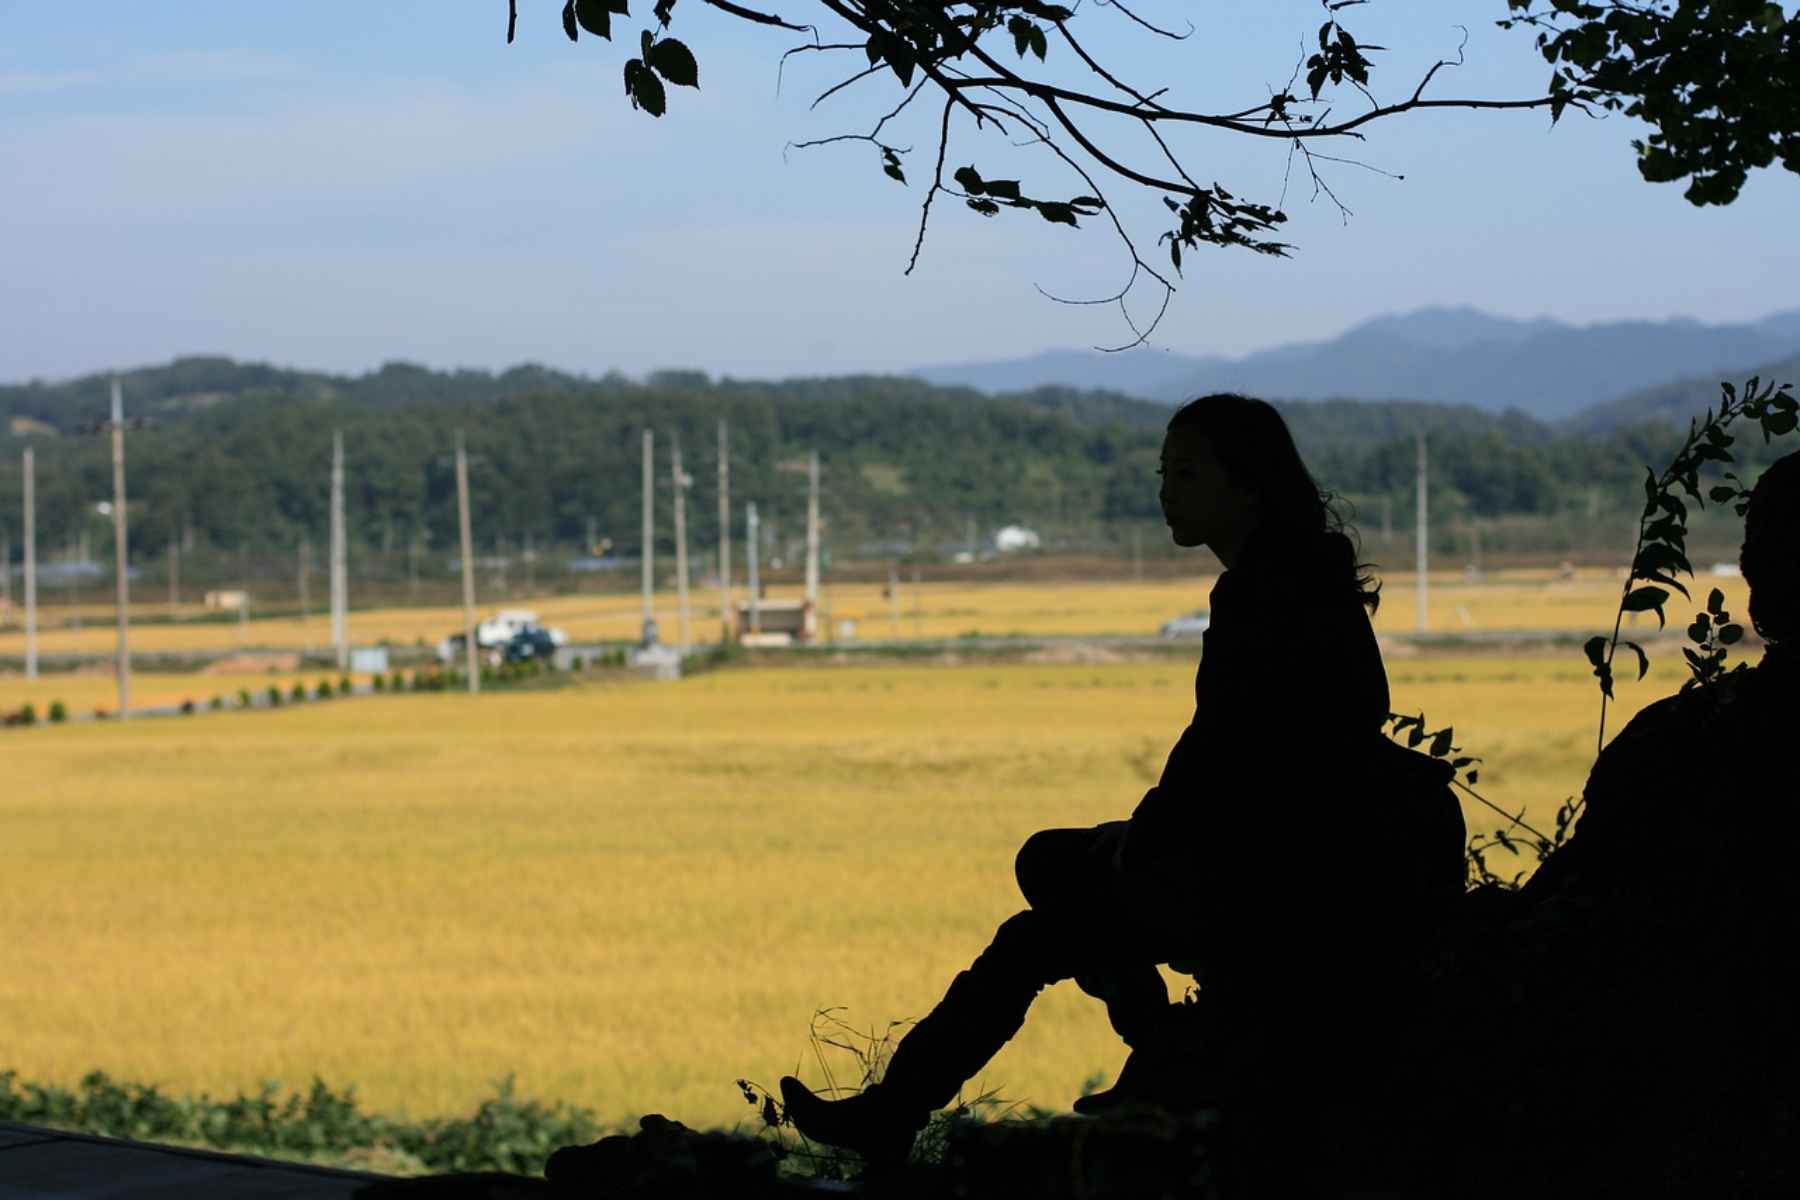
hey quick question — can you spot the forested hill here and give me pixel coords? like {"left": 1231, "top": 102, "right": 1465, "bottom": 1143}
{"left": 0, "top": 357, "right": 1785, "bottom": 559}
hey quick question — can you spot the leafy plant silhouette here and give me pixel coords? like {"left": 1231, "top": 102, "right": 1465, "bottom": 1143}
{"left": 1389, "top": 374, "right": 1796, "bottom": 888}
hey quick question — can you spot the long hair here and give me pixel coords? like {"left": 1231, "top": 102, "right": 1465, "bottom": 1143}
{"left": 1742, "top": 450, "right": 1799, "bottom": 645}
{"left": 1167, "top": 392, "right": 1381, "bottom": 612}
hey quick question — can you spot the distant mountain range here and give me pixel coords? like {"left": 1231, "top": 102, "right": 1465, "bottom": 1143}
{"left": 912, "top": 306, "right": 1800, "bottom": 423}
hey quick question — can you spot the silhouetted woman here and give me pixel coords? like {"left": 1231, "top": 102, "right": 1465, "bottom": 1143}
{"left": 780, "top": 394, "right": 1461, "bottom": 1167}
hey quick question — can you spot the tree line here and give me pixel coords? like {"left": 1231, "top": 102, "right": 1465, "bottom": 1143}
{"left": 0, "top": 358, "right": 1784, "bottom": 563}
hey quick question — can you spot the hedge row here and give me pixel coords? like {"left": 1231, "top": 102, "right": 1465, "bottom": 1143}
{"left": 0, "top": 1069, "right": 601, "bottom": 1176}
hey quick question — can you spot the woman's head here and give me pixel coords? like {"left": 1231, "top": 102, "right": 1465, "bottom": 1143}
{"left": 1163, "top": 393, "right": 1332, "bottom": 542}
{"left": 1161, "top": 392, "right": 1379, "bottom": 609}
{"left": 1742, "top": 450, "right": 1800, "bottom": 645}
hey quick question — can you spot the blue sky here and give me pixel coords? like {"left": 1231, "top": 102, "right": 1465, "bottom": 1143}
{"left": 3, "top": 1, "right": 1796, "bottom": 383}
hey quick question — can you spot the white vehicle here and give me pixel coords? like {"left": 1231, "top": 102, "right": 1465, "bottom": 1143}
{"left": 437, "top": 609, "right": 568, "bottom": 664}
{"left": 1158, "top": 609, "right": 1211, "bottom": 639}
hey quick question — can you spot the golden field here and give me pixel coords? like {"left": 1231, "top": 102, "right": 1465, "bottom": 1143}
{"left": 0, "top": 566, "right": 1750, "bottom": 667}
{"left": 0, "top": 638, "right": 1708, "bottom": 1134}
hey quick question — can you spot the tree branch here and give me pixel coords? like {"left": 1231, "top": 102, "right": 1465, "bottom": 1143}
{"left": 702, "top": 0, "right": 813, "bottom": 33}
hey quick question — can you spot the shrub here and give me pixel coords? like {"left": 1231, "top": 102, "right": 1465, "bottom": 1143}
{"left": 291, "top": 682, "right": 308, "bottom": 703}
{"left": 210, "top": 696, "right": 224, "bottom": 711}
{"left": 238, "top": 688, "right": 253, "bottom": 709}
{"left": 390, "top": 671, "right": 405, "bottom": 692}
{"left": 266, "top": 685, "right": 283, "bottom": 708}
{"left": 179, "top": 699, "right": 196, "bottom": 716}
{"left": 338, "top": 676, "right": 353, "bottom": 696}
{"left": 373, "top": 674, "right": 386, "bottom": 693}
{"left": 314, "top": 680, "right": 333, "bottom": 701}
{"left": 48, "top": 700, "right": 66, "bottom": 723}
{"left": 19, "top": 703, "right": 36, "bottom": 726}
{"left": 0, "top": 1069, "right": 600, "bottom": 1176}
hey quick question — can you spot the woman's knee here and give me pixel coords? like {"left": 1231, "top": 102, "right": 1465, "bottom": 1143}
{"left": 1015, "top": 828, "right": 1080, "bottom": 908}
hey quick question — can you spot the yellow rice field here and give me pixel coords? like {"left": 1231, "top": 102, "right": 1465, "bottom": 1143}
{"left": 0, "top": 642, "right": 1703, "bottom": 1134}
{"left": 0, "top": 566, "right": 1749, "bottom": 667}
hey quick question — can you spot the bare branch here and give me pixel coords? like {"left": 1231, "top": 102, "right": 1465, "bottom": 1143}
{"left": 1410, "top": 25, "right": 1471, "bottom": 105}
{"left": 906, "top": 98, "right": 957, "bottom": 276}
{"left": 1053, "top": 20, "right": 1167, "bottom": 112}
{"left": 811, "top": 62, "right": 886, "bottom": 109}
{"left": 776, "top": 41, "right": 863, "bottom": 97}
{"left": 701, "top": 0, "right": 813, "bottom": 33}
{"left": 1093, "top": 0, "right": 1193, "bottom": 41}
{"left": 507, "top": 0, "right": 518, "bottom": 44}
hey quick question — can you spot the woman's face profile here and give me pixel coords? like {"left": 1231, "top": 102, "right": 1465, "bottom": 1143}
{"left": 1159, "top": 427, "right": 1254, "bottom": 551}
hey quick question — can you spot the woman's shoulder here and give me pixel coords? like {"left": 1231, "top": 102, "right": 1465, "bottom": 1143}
{"left": 1230, "top": 529, "right": 1369, "bottom": 615}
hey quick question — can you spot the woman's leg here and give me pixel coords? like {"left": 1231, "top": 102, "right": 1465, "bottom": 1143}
{"left": 782, "top": 885, "right": 1170, "bottom": 1164}
{"left": 1015, "top": 824, "right": 1170, "bottom": 1047}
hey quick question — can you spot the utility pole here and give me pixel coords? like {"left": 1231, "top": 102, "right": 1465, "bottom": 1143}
{"left": 1415, "top": 430, "right": 1429, "bottom": 634}
{"left": 745, "top": 502, "right": 761, "bottom": 634}
{"left": 455, "top": 431, "right": 479, "bottom": 694}
{"left": 237, "top": 542, "right": 248, "bottom": 645}
{"left": 640, "top": 429, "right": 655, "bottom": 644}
{"left": 22, "top": 447, "right": 36, "bottom": 680}
{"left": 805, "top": 451, "right": 820, "bottom": 633}
{"left": 671, "top": 435, "right": 691, "bottom": 654}
{"left": 717, "top": 419, "right": 730, "bottom": 642}
{"left": 330, "top": 430, "right": 348, "bottom": 671}
{"left": 298, "top": 536, "right": 312, "bottom": 644}
{"left": 108, "top": 378, "right": 131, "bottom": 719}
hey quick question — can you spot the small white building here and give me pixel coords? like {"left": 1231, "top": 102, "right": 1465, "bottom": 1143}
{"left": 994, "top": 525, "right": 1041, "bottom": 553}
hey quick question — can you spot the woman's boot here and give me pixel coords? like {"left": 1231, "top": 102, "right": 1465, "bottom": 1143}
{"left": 781, "top": 914, "right": 1054, "bottom": 1168}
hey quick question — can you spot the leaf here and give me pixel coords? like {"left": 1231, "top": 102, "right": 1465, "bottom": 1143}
{"left": 982, "top": 179, "right": 1022, "bottom": 200}
{"left": 1036, "top": 201, "right": 1078, "bottom": 226}
{"left": 632, "top": 63, "right": 667, "bottom": 115}
{"left": 1708, "top": 587, "right": 1726, "bottom": 616}
{"left": 642, "top": 29, "right": 654, "bottom": 58}
{"left": 1619, "top": 639, "right": 1650, "bottom": 680}
{"left": 1070, "top": 195, "right": 1104, "bottom": 210}
{"left": 1622, "top": 585, "right": 1667, "bottom": 627}
{"left": 611, "top": 0, "right": 632, "bottom": 13}
{"left": 562, "top": 0, "right": 580, "bottom": 40}
{"left": 649, "top": 37, "right": 699, "bottom": 86}
{"left": 952, "top": 165, "right": 985, "bottom": 194}
{"left": 1583, "top": 635, "right": 1609, "bottom": 670}
{"left": 1709, "top": 485, "right": 1739, "bottom": 503}
{"left": 1687, "top": 616, "right": 1711, "bottom": 643}
{"left": 576, "top": 0, "right": 612, "bottom": 37}
{"left": 1029, "top": 25, "right": 1048, "bottom": 60}
{"left": 623, "top": 57, "right": 644, "bottom": 95}
{"left": 883, "top": 160, "right": 905, "bottom": 183}
{"left": 1466, "top": 769, "right": 1479, "bottom": 785}
{"left": 965, "top": 197, "right": 1000, "bottom": 216}
{"left": 885, "top": 43, "right": 915, "bottom": 86}
{"left": 1428, "top": 728, "right": 1455, "bottom": 758}
{"left": 1009, "top": 15, "right": 1032, "bottom": 57}
{"left": 1720, "top": 624, "right": 1743, "bottom": 645}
